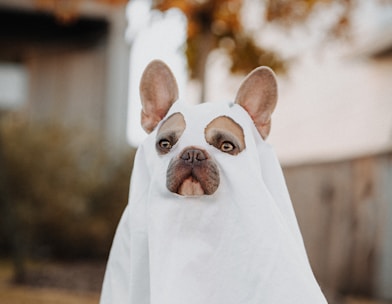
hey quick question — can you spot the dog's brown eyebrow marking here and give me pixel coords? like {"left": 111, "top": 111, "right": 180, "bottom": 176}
{"left": 205, "top": 116, "right": 245, "bottom": 155}
{"left": 156, "top": 112, "right": 186, "bottom": 154}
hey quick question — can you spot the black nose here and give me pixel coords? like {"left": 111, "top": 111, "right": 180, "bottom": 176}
{"left": 180, "top": 148, "right": 207, "bottom": 163}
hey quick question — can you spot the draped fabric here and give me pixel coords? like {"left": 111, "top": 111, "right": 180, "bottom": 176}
{"left": 100, "top": 102, "right": 327, "bottom": 304}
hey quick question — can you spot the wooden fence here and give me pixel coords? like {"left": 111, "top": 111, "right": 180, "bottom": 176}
{"left": 283, "top": 152, "right": 392, "bottom": 301}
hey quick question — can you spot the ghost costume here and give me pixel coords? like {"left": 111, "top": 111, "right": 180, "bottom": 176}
{"left": 100, "top": 101, "right": 327, "bottom": 304}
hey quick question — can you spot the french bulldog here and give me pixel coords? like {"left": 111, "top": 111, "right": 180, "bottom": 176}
{"left": 100, "top": 60, "right": 327, "bottom": 304}
{"left": 141, "top": 60, "right": 276, "bottom": 197}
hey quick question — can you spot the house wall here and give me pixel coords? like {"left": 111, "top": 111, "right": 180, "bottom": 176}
{"left": 0, "top": 3, "right": 130, "bottom": 153}
{"left": 283, "top": 152, "right": 392, "bottom": 300}
{"left": 269, "top": 54, "right": 392, "bottom": 166}
{"left": 27, "top": 45, "right": 107, "bottom": 135}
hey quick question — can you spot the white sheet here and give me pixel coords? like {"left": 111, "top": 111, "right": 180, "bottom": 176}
{"left": 100, "top": 101, "right": 328, "bottom": 304}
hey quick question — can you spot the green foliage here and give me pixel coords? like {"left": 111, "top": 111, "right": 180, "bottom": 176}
{"left": 0, "top": 113, "right": 134, "bottom": 259}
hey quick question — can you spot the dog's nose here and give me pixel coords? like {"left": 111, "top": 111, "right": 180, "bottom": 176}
{"left": 180, "top": 148, "right": 207, "bottom": 163}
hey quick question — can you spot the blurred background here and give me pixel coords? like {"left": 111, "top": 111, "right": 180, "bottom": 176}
{"left": 0, "top": 0, "right": 391, "bottom": 303}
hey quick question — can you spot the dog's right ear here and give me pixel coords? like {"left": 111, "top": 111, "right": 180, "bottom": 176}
{"left": 140, "top": 60, "right": 179, "bottom": 133}
{"left": 235, "top": 66, "right": 277, "bottom": 139}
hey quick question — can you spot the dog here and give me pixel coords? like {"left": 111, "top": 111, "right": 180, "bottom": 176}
{"left": 100, "top": 60, "right": 327, "bottom": 304}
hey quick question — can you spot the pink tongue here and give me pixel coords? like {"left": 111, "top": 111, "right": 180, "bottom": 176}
{"left": 178, "top": 177, "right": 205, "bottom": 196}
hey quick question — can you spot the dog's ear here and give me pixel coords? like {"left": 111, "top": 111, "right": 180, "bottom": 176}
{"left": 140, "top": 60, "right": 179, "bottom": 133}
{"left": 235, "top": 67, "right": 277, "bottom": 139}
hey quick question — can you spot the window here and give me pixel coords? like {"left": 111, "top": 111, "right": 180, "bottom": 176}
{"left": 0, "top": 62, "right": 28, "bottom": 110}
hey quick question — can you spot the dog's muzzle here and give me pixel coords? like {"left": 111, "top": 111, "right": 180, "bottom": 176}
{"left": 166, "top": 147, "right": 220, "bottom": 196}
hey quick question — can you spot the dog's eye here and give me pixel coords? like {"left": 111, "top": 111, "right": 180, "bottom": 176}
{"left": 159, "top": 139, "right": 172, "bottom": 150}
{"left": 220, "top": 141, "right": 235, "bottom": 153}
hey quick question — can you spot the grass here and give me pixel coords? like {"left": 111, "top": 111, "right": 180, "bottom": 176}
{"left": 1, "top": 259, "right": 391, "bottom": 304}
{"left": 0, "top": 260, "right": 100, "bottom": 304}
{"left": 0, "top": 286, "right": 99, "bottom": 304}
{"left": 343, "top": 297, "right": 392, "bottom": 304}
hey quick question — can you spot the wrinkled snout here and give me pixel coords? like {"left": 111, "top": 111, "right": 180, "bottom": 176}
{"left": 166, "top": 147, "right": 220, "bottom": 197}
{"left": 180, "top": 148, "right": 207, "bottom": 163}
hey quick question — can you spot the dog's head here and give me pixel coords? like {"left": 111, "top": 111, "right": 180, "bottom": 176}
{"left": 139, "top": 60, "right": 277, "bottom": 197}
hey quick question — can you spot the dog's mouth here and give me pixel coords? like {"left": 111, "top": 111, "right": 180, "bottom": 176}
{"left": 166, "top": 148, "right": 220, "bottom": 197}
{"left": 169, "top": 171, "right": 219, "bottom": 197}
{"left": 177, "top": 176, "right": 206, "bottom": 196}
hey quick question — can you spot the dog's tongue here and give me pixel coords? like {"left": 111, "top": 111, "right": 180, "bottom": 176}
{"left": 178, "top": 177, "right": 204, "bottom": 196}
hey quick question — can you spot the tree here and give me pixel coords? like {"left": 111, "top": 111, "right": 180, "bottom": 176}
{"left": 153, "top": 0, "right": 287, "bottom": 101}
{"left": 152, "top": 0, "right": 390, "bottom": 101}
{"left": 34, "top": 0, "right": 128, "bottom": 22}
{"left": 33, "top": 0, "right": 391, "bottom": 101}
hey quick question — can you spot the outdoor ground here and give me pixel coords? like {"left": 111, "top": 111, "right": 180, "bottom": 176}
{"left": 0, "top": 259, "right": 390, "bottom": 304}
{"left": 0, "top": 260, "right": 103, "bottom": 304}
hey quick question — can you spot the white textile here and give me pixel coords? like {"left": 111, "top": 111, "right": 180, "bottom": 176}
{"left": 100, "top": 101, "right": 327, "bottom": 304}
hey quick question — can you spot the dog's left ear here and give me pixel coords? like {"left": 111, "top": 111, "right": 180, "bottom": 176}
{"left": 235, "top": 67, "right": 278, "bottom": 139}
{"left": 140, "top": 60, "right": 179, "bottom": 133}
